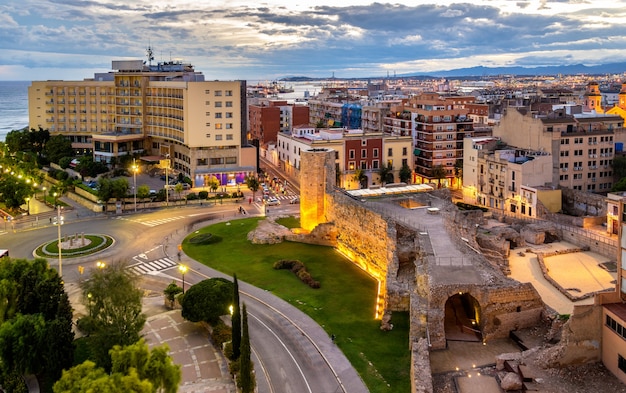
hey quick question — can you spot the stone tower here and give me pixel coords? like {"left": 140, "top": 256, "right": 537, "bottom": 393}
{"left": 584, "top": 81, "right": 603, "bottom": 113}
{"left": 300, "top": 148, "right": 336, "bottom": 231}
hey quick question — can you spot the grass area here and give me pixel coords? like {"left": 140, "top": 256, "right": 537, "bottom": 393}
{"left": 274, "top": 215, "right": 300, "bottom": 229}
{"left": 183, "top": 217, "right": 410, "bottom": 393}
{"left": 34, "top": 234, "right": 114, "bottom": 258}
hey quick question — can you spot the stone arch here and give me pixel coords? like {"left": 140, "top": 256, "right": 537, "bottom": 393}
{"left": 444, "top": 292, "right": 483, "bottom": 342}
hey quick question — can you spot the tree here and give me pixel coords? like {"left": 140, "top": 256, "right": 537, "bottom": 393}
{"left": 378, "top": 163, "right": 394, "bottom": 185}
{"left": 237, "top": 303, "right": 255, "bottom": 393}
{"left": 110, "top": 339, "right": 181, "bottom": 393}
{"left": 137, "top": 184, "right": 151, "bottom": 208}
{"left": 78, "top": 263, "right": 146, "bottom": 370}
{"left": 0, "top": 174, "right": 32, "bottom": 209}
{"left": 431, "top": 165, "right": 447, "bottom": 188}
{"left": 245, "top": 176, "right": 260, "bottom": 201}
{"left": 4, "top": 127, "right": 30, "bottom": 154}
{"left": 0, "top": 258, "right": 74, "bottom": 391}
{"left": 612, "top": 177, "right": 626, "bottom": 192}
{"left": 181, "top": 278, "right": 234, "bottom": 324}
{"left": 399, "top": 163, "right": 412, "bottom": 184}
{"left": 174, "top": 182, "right": 184, "bottom": 203}
{"left": 231, "top": 274, "right": 241, "bottom": 360}
{"left": 53, "top": 360, "right": 153, "bottom": 393}
{"left": 76, "top": 156, "right": 109, "bottom": 179}
{"left": 98, "top": 177, "right": 130, "bottom": 205}
{"left": 43, "top": 134, "right": 74, "bottom": 164}
{"left": 613, "top": 156, "right": 626, "bottom": 179}
{"left": 453, "top": 159, "right": 463, "bottom": 189}
{"left": 352, "top": 168, "right": 367, "bottom": 189}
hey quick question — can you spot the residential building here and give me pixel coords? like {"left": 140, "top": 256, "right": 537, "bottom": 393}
{"left": 276, "top": 127, "right": 412, "bottom": 189}
{"left": 492, "top": 107, "right": 622, "bottom": 193}
{"left": 28, "top": 58, "right": 255, "bottom": 187}
{"left": 463, "top": 137, "right": 554, "bottom": 218}
{"left": 248, "top": 99, "right": 309, "bottom": 146}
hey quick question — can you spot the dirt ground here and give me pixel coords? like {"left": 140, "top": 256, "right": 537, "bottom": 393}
{"left": 433, "top": 325, "right": 626, "bottom": 393}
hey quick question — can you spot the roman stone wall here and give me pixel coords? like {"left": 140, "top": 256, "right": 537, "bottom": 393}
{"left": 559, "top": 228, "right": 617, "bottom": 259}
{"left": 427, "top": 282, "right": 545, "bottom": 350}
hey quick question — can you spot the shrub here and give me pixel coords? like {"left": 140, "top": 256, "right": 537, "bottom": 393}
{"left": 273, "top": 259, "right": 320, "bottom": 289}
{"left": 164, "top": 282, "right": 183, "bottom": 301}
{"left": 186, "top": 193, "right": 198, "bottom": 200}
{"left": 211, "top": 320, "right": 232, "bottom": 347}
{"left": 189, "top": 233, "right": 222, "bottom": 245}
{"left": 198, "top": 191, "right": 209, "bottom": 200}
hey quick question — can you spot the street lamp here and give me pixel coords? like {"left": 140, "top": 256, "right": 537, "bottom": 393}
{"left": 96, "top": 261, "right": 106, "bottom": 269}
{"left": 56, "top": 205, "right": 64, "bottom": 277}
{"left": 178, "top": 264, "right": 188, "bottom": 293}
{"left": 42, "top": 186, "right": 47, "bottom": 206}
{"left": 132, "top": 158, "right": 138, "bottom": 213}
{"left": 165, "top": 154, "right": 170, "bottom": 207}
{"left": 25, "top": 197, "right": 30, "bottom": 215}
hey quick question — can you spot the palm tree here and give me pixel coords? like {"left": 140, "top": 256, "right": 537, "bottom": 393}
{"left": 352, "top": 168, "right": 367, "bottom": 189}
{"left": 431, "top": 165, "right": 447, "bottom": 189}
{"left": 453, "top": 159, "right": 463, "bottom": 189}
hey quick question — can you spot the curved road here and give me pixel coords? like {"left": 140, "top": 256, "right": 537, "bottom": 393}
{"left": 1, "top": 203, "right": 367, "bottom": 393}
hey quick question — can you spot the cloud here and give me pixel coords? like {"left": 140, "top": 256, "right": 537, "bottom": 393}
{"left": 1, "top": 0, "right": 626, "bottom": 80}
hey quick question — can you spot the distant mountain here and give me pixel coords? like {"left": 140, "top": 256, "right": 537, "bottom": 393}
{"left": 406, "top": 63, "right": 626, "bottom": 78}
{"left": 280, "top": 63, "right": 626, "bottom": 81}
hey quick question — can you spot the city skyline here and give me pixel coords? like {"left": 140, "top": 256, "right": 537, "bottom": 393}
{"left": 1, "top": 0, "right": 626, "bottom": 81}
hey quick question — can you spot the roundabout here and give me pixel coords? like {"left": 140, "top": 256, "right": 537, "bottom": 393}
{"left": 34, "top": 233, "right": 115, "bottom": 259}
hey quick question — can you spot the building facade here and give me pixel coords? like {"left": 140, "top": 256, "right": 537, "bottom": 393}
{"left": 248, "top": 99, "right": 309, "bottom": 146}
{"left": 28, "top": 59, "right": 255, "bottom": 187}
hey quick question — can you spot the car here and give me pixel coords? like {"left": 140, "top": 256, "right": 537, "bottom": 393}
{"left": 266, "top": 197, "right": 280, "bottom": 206}
{"left": 289, "top": 197, "right": 300, "bottom": 204}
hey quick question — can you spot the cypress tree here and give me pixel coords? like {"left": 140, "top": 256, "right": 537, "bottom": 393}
{"left": 231, "top": 274, "right": 241, "bottom": 360}
{"left": 238, "top": 303, "right": 255, "bottom": 393}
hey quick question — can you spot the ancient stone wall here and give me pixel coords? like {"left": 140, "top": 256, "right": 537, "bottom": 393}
{"left": 411, "top": 338, "right": 434, "bottom": 393}
{"left": 559, "top": 228, "right": 617, "bottom": 259}
{"left": 561, "top": 187, "right": 607, "bottom": 217}
{"left": 325, "top": 191, "right": 404, "bottom": 314}
{"left": 427, "top": 282, "right": 545, "bottom": 350}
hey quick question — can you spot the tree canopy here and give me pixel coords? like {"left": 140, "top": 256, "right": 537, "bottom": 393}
{"left": 399, "top": 163, "right": 412, "bottom": 184}
{"left": 0, "top": 257, "right": 74, "bottom": 391}
{"left": 53, "top": 361, "right": 152, "bottom": 393}
{"left": 98, "top": 177, "right": 131, "bottom": 202}
{"left": 43, "top": 134, "right": 74, "bottom": 164}
{"left": 181, "top": 278, "right": 234, "bottom": 324}
{"left": 78, "top": 263, "right": 146, "bottom": 370}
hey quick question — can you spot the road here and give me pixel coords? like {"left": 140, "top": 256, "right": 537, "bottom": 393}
{"left": 0, "top": 199, "right": 364, "bottom": 393}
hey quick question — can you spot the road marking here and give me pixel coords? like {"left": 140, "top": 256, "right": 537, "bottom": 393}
{"left": 127, "top": 257, "right": 177, "bottom": 276}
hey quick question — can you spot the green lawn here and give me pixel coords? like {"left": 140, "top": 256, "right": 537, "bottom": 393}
{"left": 183, "top": 217, "right": 410, "bottom": 393}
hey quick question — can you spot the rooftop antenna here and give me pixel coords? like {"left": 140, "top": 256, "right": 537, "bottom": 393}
{"left": 146, "top": 45, "right": 154, "bottom": 66}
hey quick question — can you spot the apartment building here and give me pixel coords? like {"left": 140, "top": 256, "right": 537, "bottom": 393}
{"left": 248, "top": 99, "right": 309, "bottom": 146}
{"left": 28, "top": 59, "right": 254, "bottom": 188}
{"left": 463, "top": 137, "right": 554, "bottom": 217}
{"left": 383, "top": 92, "right": 477, "bottom": 187}
{"left": 276, "top": 127, "right": 412, "bottom": 189}
{"left": 492, "top": 107, "right": 622, "bottom": 193}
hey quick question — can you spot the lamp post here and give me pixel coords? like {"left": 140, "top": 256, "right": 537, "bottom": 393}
{"left": 56, "top": 205, "right": 63, "bottom": 277}
{"left": 178, "top": 264, "right": 188, "bottom": 293}
{"left": 96, "top": 261, "right": 106, "bottom": 269}
{"left": 165, "top": 154, "right": 170, "bottom": 207}
{"left": 132, "top": 158, "right": 138, "bottom": 213}
{"left": 42, "top": 186, "right": 47, "bottom": 206}
{"left": 25, "top": 197, "right": 30, "bottom": 215}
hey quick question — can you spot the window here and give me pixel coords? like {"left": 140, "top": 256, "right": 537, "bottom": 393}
{"left": 226, "top": 123, "right": 233, "bottom": 129}
{"left": 210, "top": 157, "right": 224, "bottom": 165}
{"left": 225, "top": 90, "right": 233, "bottom": 96}
{"left": 215, "top": 102, "right": 222, "bottom": 107}
{"left": 226, "top": 134, "right": 233, "bottom": 140}
{"left": 205, "top": 90, "right": 211, "bottom": 94}
{"left": 205, "top": 133, "right": 211, "bottom": 138}
{"left": 205, "top": 101, "right": 211, "bottom": 105}
{"left": 361, "top": 161, "right": 367, "bottom": 170}
{"left": 226, "top": 112, "right": 233, "bottom": 118}
{"left": 373, "top": 148, "right": 379, "bottom": 158}
{"left": 215, "top": 90, "right": 222, "bottom": 96}
{"left": 205, "top": 123, "right": 211, "bottom": 127}
{"left": 372, "top": 160, "right": 379, "bottom": 169}
{"left": 215, "top": 134, "right": 223, "bottom": 140}
{"left": 561, "top": 138, "right": 570, "bottom": 145}
{"left": 197, "top": 158, "right": 208, "bottom": 165}
{"left": 206, "top": 112, "right": 211, "bottom": 116}
{"left": 402, "top": 147, "right": 407, "bottom": 155}
{"left": 361, "top": 139, "right": 367, "bottom": 146}
{"left": 215, "top": 123, "right": 222, "bottom": 129}
{"left": 361, "top": 149, "right": 367, "bottom": 158}
{"left": 560, "top": 151, "right": 569, "bottom": 157}
{"left": 225, "top": 101, "right": 233, "bottom": 107}
{"left": 349, "top": 150, "right": 355, "bottom": 159}
{"left": 388, "top": 148, "right": 393, "bottom": 157}
{"left": 226, "top": 157, "right": 237, "bottom": 164}
{"left": 215, "top": 113, "right": 222, "bottom": 118}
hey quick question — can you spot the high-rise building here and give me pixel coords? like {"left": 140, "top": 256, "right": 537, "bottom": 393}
{"left": 28, "top": 58, "right": 255, "bottom": 187}
{"left": 248, "top": 100, "right": 309, "bottom": 146}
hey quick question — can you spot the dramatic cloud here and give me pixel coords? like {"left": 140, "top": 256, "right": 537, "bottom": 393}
{"left": 0, "top": 0, "right": 625, "bottom": 80}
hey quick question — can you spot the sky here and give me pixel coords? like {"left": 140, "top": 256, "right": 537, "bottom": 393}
{"left": 2, "top": 0, "right": 626, "bottom": 81}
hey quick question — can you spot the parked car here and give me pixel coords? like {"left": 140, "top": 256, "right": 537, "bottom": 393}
{"left": 289, "top": 197, "right": 300, "bottom": 204}
{"left": 266, "top": 197, "right": 280, "bottom": 206}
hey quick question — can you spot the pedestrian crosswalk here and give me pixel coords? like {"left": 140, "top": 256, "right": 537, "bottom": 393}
{"left": 115, "top": 215, "right": 187, "bottom": 227}
{"left": 127, "top": 257, "right": 177, "bottom": 276}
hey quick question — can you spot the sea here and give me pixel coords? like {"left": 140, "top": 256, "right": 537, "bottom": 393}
{"left": 0, "top": 80, "right": 325, "bottom": 143}
{"left": 0, "top": 81, "right": 30, "bottom": 142}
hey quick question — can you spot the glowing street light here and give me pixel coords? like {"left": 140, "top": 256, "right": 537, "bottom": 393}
{"left": 96, "top": 261, "right": 106, "bottom": 269}
{"left": 178, "top": 264, "right": 188, "bottom": 293}
{"left": 132, "top": 158, "right": 138, "bottom": 213}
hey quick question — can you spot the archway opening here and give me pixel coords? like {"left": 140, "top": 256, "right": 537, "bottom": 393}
{"left": 444, "top": 292, "right": 482, "bottom": 342}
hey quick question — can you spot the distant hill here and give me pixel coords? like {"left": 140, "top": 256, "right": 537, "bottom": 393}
{"left": 280, "top": 63, "right": 626, "bottom": 81}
